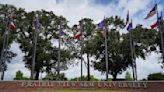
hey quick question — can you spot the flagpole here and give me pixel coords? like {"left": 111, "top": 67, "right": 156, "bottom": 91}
{"left": 131, "top": 19, "right": 137, "bottom": 81}
{"left": 0, "top": 33, "right": 6, "bottom": 66}
{"left": 31, "top": 28, "right": 37, "bottom": 79}
{"left": 160, "top": 25, "right": 164, "bottom": 63}
{"left": 0, "top": 32, "right": 7, "bottom": 80}
{"left": 132, "top": 26, "right": 137, "bottom": 81}
{"left": 57, "top": 25, "right": 61, "bottom": 81}
{"left": 80, "top": 22, "right": 84, "bottom": 81}
{"left": 0, "top": 15, "right": 8, "bottom": 80}
{"left": 0, "top": 32, "right": 6, "bottom": 80}
{"left": 156, "top": 4, "right": 164, "bottom": 65}
{"left": 0, "top": 14, "right": 11, "bottom": 80}
{"left": 158, "top": 12, "right": 164, "bottom": 63}
{"left": 133, "top": 43, "right": 137, "bottom": 81}
{"left": 31, "top": 18, "right": 39, "bottom": 79}
{"left": 104, "top": 17, "right": 109, "bottom": 81}
{"left": 2, "top": 19, "right": 10, "bottom": 80}
{"left": 129, "top": 28, "right": 135, "bottom": 81}
{"left": 161, "top": 12, "right": 164, "bottom": 62}
{"left": 128, "top": 19, "right": 136, "bottom": 81}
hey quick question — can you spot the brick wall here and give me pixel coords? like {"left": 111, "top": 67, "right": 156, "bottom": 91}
{"left": 0, "top": 81, "right": 164, "bottom": 92}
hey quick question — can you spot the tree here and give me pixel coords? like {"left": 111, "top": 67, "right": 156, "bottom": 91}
{"left": 16, "top": 9, "right": 73, "bottom": 80}
{"left": 67, "top": 18, "right": 96, "bottom": 81}
{"left": 147, "top": 72, "right": 164, "bottom": 80}
{"left": 83, "top": 75, "right": 99, "bottom": 81}
{"left": 92, "top": 17, "right": 156, "bottom": 80}
{"left": 14, "top": 70, "right": 28, "bottom": 80}
{"left": 93, "top": 16, "right": 128, "bottom": 80}
{"left": 125, "top": 71, "right": 132, "bottom": 81}
{"left": 80, "top": 18, "right": 95, "bottom": 81}
{"left": 1, "top": 4, "right": 162, "bottom": 81}
{"left": 131, "top": 24, "right": 158, "bottom": 59}
{"left": 70, "top": 75, "right": 99, "bottom": 81}
{"left": 43, "top": 72, "right": 67, "bottom": 81}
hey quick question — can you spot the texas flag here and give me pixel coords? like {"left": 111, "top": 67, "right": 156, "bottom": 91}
{"left": 74, "top": 31, "right": 81, "bottom": 39}
{"left": 9, "top": 14, "right": 16, "bottom": 31}
{"left": 10, "top": 21, "right": 16, "bottom": 31}
{"left": 150, "top": 22, "right": 157, "bottom": 29}
{"left": 144, "top": 4, "right": 157, "bottom": 19}
{"left": 150, "top": 14, "right": 162, "bottom": 29}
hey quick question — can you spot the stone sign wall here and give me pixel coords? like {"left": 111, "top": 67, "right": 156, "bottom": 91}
{"left": 0, "top": 81, "right": 164, "bottom": 92}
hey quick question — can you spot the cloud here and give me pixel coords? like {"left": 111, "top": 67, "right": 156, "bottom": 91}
{"left": 0, "top": 0, "right": 160, "bottom": 27}
{"left": 1, "top": 0, "right": 164, "bottom": 80}
{"left": 4, "top": 62, "right": 30, "bottom": 80}
{"left": 0, "top": 0, "right": 110, "bottom": 26}
{"left": 4, "top": 42, "right": 30, "bottom": 80}
{"left": 136, "top": 52, "right": 164, "bottom": 80}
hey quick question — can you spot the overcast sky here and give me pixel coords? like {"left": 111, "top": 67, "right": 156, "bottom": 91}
{"left": 0, "top": 0, "right": 164, "bottom": 80}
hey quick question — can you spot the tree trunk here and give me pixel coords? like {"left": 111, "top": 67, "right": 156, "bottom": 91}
{"left": 35, "top": 69, "right": 40, "bottom": 80}
{"left": 0, "top": 71, "right": 5, "bottom": 80}
{"left": 112, "top": 73, "right": 117, "bottom": 81}
{"left": 87, "top": 53, "right": 90, "bottom": 81}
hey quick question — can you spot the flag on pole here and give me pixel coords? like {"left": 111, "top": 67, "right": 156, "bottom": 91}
{"left": 125, "top": 11, "right": 129, "bottom": 27}
{"left": 74, "top": 27, "right": 81, "bottom": 39}
{"left": 59, "top": 28, "right": 65, "bottom": 36}
{"left": 33, "top": 18, "right": 41, "bottom": 30}
{"left": 97, "top": 20, "right": 105, "bottom": 29}
{"left": 150, "top": 21, "right": 157, "bottom": 29}
{"left": 96, "top": 19, "right": 106, "bottom": 37}
{"left": 9, "top": 14, "right": 16, "bottom": 31}
{"left": 74, "top": 31, "right": 81, "bottom": 39}
{"left": 127, "top": 21, "right": 133, "bottom": 31}
{"left": 150, "top": 14, "right": 162, "bottom": 29}
{"left": 144, "top": 4, "right": 157, "bottom": 19}
{"left": 10, "top": 21, "right": 16, "bottom": 31}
